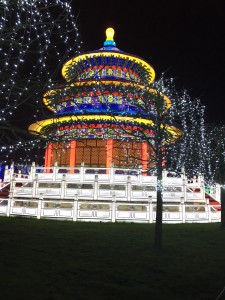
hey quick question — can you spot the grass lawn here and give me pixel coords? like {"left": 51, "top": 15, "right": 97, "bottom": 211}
{"left": 0, "top": 216, "right": 224, "bottom": 300}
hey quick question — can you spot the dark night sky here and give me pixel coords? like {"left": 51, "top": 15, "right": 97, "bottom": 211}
{"left": 72, "top": 0, "right": 225, "bottom": 125}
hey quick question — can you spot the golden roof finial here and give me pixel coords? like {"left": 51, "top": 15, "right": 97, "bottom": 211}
{"left": 106, "top": 27, "right": 115, "bottom": 41}
{"left": 104, "top": 27, "right": 116, "bottom": 47}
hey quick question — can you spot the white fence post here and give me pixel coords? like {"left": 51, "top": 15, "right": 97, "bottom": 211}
{"left": 110, "top": 162, "right": 114, "bottom": 184}
{"left": 73, "top": 195, "right": 78, "bottom": 221}
{"left": 32, "top": 174, "right": 38, "bottom": 198}
{"left": 80, "top": 162, "right": 84, "bottom": 182}
{"left": 127, "top": 175, "right": 131, "bottom": 201}
{"left": 199, "top": 173, "right": 205, "bottom": 201}
{"left": 216, "top": 184, "right": 221, "bottom": 202}
{"left": 61, "top": 174, "right": 66, "bottom": 199}
{"left": 138, "top": 166, "right": 142, "bottom": 184}
{"left": 37, "top": 194, "right": 43, "bottom": 219}
{"left": 148, "top": 196, "right": 153, "bottom": 223}
{"left": 6, "top": 193, "right": 12, "bottom": 217}
{"left": 181, "top": 197, "right": 185, "bottom": 223}
{"left": 9, "top": 162, "right": 14, "bottom": 183}
{"left": 206, "top": 196, "right": 211, "bottom": 223}
{"left": 53, "top": 161, "right": 58, "bottom": 181}
{"left": 94, "top": 175, "right": 99, "bottom": 200}
{"left": 9, "top": 173, "right": 15, "bottom": 196}
{"left": 181, "top": 171, "right": 187, "bottom": 202}
{"left": 30, "top": 162, "right": 36, "bottom": 180}
{"left": 162, "top": 169, "right": 167, "bottom": 183}
{"left": 111, "top": 195, "right": 116, "bottom": 222}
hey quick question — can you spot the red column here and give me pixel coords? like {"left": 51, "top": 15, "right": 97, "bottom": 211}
{"left": 106, "top": 138, "right": 113, "bottom": 169}
{"left": 70, "top": 139, "right": 76, "bottom": 172}
{"left": 141, "top": 142, "right": 148, "bottom": 175}
{"left": 44, "top": 142, "right": 53, "bottom": 172}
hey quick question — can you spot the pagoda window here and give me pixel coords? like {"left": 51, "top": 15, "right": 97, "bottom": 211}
{"left": 51, "top": 141, "right": 71, "bottom": 167}
{"left": 76, "top": 139, "right": 106, "bottom": 167}
{"left": 113, "top": 140, "right": 142, "bottom": 167}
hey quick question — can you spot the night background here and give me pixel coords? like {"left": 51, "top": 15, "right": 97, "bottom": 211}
{"left": 0, "top": 4, "right": 225, "bottom": 299}
{"left": 73, "top": 0, "right": 225, "bottom": 125}
{"left": 0, "top": 0, "right": 224, "bottom": 166}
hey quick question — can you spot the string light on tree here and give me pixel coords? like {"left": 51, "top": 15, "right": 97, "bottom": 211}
{"left": 0, "top": 0, "right": 83, "bottom": 147}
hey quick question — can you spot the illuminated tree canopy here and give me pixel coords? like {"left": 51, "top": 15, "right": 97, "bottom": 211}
{"left": 0, "top": 0, "right": 82, "bottom": 147}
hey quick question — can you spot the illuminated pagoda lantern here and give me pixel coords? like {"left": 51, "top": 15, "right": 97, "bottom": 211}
{"left": 28, "top": 28, "right": 180, "bottom": 170}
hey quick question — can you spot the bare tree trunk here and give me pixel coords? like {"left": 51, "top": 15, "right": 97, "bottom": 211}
{"left": 154, "top": 182, "right": 163, "bottom": 249}
{"left": 154, "top": 148, "right": 163, "bottom": 249}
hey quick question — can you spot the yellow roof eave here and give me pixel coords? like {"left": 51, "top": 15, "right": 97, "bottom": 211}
{"left": 61, "top": 51, "right": 156, "bottom": 83}
{"left": 43, "top": 81, "right": 171, "bottom": 112}
{"left": 28, "top": 115, "right": 182, "bottom": 141}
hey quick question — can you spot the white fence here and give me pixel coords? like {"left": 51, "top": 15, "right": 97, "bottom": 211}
{"left": 0, "top": 198, "right": 221, "bottom": 224}
{"left": 0, "top": 162, "right": 221, "bottom": 223}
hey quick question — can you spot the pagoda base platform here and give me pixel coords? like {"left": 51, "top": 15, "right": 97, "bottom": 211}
{"left": 0, "top": 162, "right": 221, "bottom": 224}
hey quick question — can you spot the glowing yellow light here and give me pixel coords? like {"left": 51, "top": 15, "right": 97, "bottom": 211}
{"left": 28, "top": 115, "right": 182, "bottom": 141}
{"left": 62, "top": 52, "right": 155, "bottom": 83}
{"left": 106, "top": 27, "right": 115, "bottom": 41}
{"left": 43, "top": 82, "right": 171, "bottom": 112}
